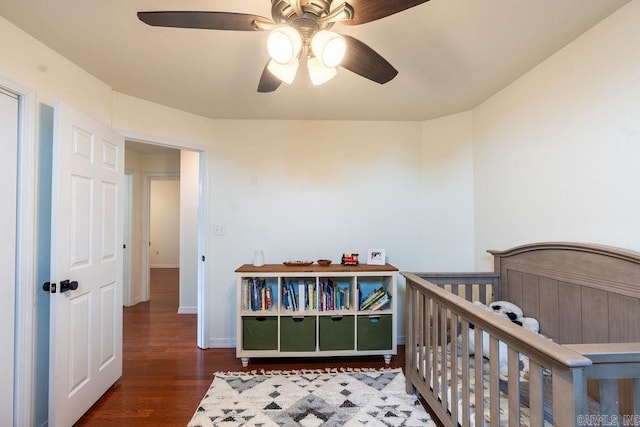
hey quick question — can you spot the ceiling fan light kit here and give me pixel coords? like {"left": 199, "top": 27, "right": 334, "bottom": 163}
{"left": 311, "top": 30, "right": 346, "bottom": 68}
{"left": 267, "top": 26, "right": 302, "bottom": 64}
{"left": 307, "top": 57, "right": 338, "bottom": 86}
{"left": 137, "top": 0, "right": 430, "bottom": 92}
{"left": 267, "top": 58, "right": 299, "bottom": 84}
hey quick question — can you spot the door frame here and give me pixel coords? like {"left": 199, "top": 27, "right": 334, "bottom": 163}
{"left": 122, "top": 134, "right": 209, "bottom": 348}
{"left": 0, "top": 76, "right": 37, "bottom": 426}
{"left": 123, "top": 173, "right": 133, "bottom": 306}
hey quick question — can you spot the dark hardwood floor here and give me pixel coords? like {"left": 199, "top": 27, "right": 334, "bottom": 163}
{"left": 74, "top": 268, "right": 416, "bottom": 426}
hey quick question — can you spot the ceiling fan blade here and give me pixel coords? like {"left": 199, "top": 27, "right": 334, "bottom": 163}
{"left": 340, "top": 35, "right": 398, "bottom": 84}
{"left": 137, "top": 11, "right": 273, "bottom": 31}
{"left": 257, "top": 62, "right": 283, "bottom": 93}
{"left": 344, "top": 0, "right": 430, "bottom": 25}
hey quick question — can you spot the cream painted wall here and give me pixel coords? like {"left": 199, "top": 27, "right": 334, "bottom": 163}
{"left": 472, "top": 0, "right": 640, "bottom": 269}
{"left": 150, "top": 179, "right": 180, "bottom": 267}
{"left": 421, "top": 112, "right": 475, "bottom": 271}
{"left": 205, "top": 120, "right": 434, "bottom": 345}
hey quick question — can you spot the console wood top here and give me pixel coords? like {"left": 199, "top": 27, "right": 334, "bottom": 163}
{"left": 235, "top": 263, "right": 398, "bottom": 274}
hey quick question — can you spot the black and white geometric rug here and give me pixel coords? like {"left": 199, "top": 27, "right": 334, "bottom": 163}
{"left": 188, "top": 368, "right": 435, "bottom": 426}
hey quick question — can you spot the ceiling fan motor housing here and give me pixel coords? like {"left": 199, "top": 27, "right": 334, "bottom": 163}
{"left": 271, "top": 0, "right": 334, "bottom": 23}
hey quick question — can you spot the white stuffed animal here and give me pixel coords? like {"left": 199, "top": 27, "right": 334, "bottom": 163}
{"left": 454, "top": 300, "right": 544, "bottom": 377}
{"left": 513, "top": 316, "right": 539, "bottom": 333}
{"left": 489, "top": 300, "right": 523, "bottom": 321}
{"left": 452, "top": 301, "right": 510, "bottom": 376}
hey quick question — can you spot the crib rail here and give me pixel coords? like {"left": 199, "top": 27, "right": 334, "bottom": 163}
{"left": 403, "top": 272, "right": 595, "bottom": 427}
{"left": 410, "top": 272, "right": 500, "bottom": 306}
{"left": 566, "top": 343, "right": 640, "bottom": 425}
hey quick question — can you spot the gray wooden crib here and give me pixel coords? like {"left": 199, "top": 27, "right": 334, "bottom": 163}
{"left": 403, "top": 242, "right": 640, "bottom": 427}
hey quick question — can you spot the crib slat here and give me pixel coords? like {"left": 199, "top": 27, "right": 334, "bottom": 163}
{"left": 479, "top": 285, "right": 487, "bottom": 304}
{"left": 425, "top": 296, "right": 432, "bottom": 388}
{"left": 474, "top": 328, "right": 484, "bottom": 427}
{"left": 407, "top": 287, "right": 416, "bottom": 394}
{"left": 440, "top": 307, "right": 448, "bottom": 414}
{"left": 461, "top": 320, "right": 470, "bottom": 427}
{"left": 450, "top": 313, "right": 459, "bottom": 426}
{"left": 635, "top": 378, "right": 640, "bottom": 419}
{"left": 418, "top": 292, "right": 429, "bottom": 380}
{"left": 507, "top": 348, "right": 521, "bottom": 427}
{"left": 432, "top": 301, "right": 439, "bottom": 406}
{"left": 451, "top": 284, "right": 459, "bottom": 298}
{"left": 528, "top": 360, "right": 544, "bottom": 427}
{"left": 489, "top": 336, "right": 500, "bottom": 425}
{"left": 599, "top": 379, "right": 620, "bottom": 422}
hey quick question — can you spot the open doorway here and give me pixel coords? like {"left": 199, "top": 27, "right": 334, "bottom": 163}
{"left": 123, "top": 141, "right": 202, "bottom": 318}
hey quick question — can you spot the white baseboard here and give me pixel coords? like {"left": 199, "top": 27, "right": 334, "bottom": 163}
{"left": 150, "top": 263, "right": 179, "bottom": 268}
{"left": 207, "top": 338, "right": 236, "bottom": 349}
{"left": 177, "top": 306, "right": 197, "bottom": 314}
{"left": 126, "top": 296, "right": 146, "bottom": 307}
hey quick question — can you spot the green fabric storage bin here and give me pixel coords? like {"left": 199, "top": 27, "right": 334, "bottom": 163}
{"left": 280, "top": 316, "right": 316, "bottom": 352}
{"left": 242, "top": 316, "right": 277, "bottom": 350}
{"left": 357, "top": 314, "right": 392, "bottom": 350}
{"left": 319, "top": 316, "right": 355, "bottom": 351}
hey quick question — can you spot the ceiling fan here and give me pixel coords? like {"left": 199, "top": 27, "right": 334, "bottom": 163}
{"left": 137, "top": 0, "right": 430, "bottom": 92}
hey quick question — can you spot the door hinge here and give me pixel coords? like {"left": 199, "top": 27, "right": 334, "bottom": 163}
{"left": 201, "top": 255, "right": 205, "bottom": 262}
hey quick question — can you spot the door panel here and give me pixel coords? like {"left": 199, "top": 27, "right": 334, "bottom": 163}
{"left": 49, "top": 101, "right": 123, "bottom": 427}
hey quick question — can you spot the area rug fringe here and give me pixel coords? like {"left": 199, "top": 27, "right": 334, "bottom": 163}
{"left": 213, "top": 366, "right": 401, "bottom": 376}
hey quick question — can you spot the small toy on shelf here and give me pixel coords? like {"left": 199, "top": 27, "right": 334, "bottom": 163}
{"left": 341, "top": 253, "right": 359, "bottom": 266}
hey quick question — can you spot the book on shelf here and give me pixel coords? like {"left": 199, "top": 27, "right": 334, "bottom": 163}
{"left": 319, "top": 280, "right": 350, "bottom": 311}
{"left": 359, "top": 286, "right": 383, "bottom": 310}
{"left": 298, "top": 280, "right": 306, "bottom": 312}
{"left": 282, "top": 279, "right": 315, "bottom": 312}
{"left": 367, "top": 294, "right": 390, "bottom": 311}
{"left": 359, "top": 286, "right": 390, "bottom": 311}
{"left": 242, "top": 278, "right": 274, "bottom": 312}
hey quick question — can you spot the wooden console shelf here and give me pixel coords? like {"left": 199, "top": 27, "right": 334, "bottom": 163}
{"left": 236, "top": 263, "right": 398, "bottom": 367}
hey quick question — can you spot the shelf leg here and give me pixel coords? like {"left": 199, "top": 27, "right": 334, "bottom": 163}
{"left": 383, "top": 355, "right": 391, "bottom": 365}
{"left": 241, "top": 357, "right": 249, "bottom": 367}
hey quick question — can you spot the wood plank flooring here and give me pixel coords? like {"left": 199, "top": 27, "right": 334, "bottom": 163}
{"left": 75, "top": 268, "right": 428, "bottom": 426}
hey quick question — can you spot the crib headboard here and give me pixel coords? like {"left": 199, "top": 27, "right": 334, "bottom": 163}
{"left": 490, "top": 242, "right": 640, "bottom": 345}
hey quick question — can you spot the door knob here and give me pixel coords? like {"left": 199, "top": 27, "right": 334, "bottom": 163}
{"left": 60, "top": 280, "right": 79, "bottom": 293}
{"left": 42, "top": 282, "right": 56, "bottom": 293}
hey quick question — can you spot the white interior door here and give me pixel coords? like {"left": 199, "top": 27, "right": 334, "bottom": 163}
{"left": 48, "top": 101, "right": 124, "bottom": 426}
{"left": 0, "top": 89, "right": 18, "bottom": 427}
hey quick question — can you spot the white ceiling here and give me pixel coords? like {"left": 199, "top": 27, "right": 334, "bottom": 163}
{"left": 0, "top": 0, "right": 630, "bottom": 121}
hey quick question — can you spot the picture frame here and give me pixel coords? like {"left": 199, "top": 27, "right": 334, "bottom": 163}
{"left": 367, "top": 249, "right": 385, "bottom": 265}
